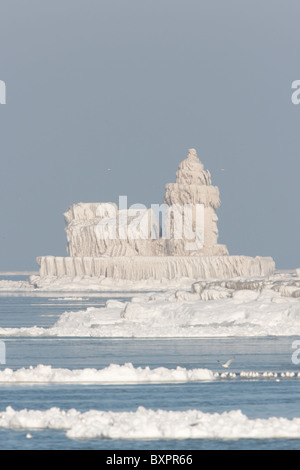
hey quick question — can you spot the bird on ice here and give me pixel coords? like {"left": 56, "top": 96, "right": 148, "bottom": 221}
{"left": 217, "top": 357, "right": 235, "bottom": 368}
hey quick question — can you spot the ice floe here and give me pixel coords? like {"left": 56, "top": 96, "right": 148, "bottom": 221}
{"left": 1, "top": 406, "right": 300, "bottom": 440}
{"left": 0, "top": 364, "right": 298, "bottom": 384}
{"left": 0, "top": 363, "right": 215, "bottom": 384}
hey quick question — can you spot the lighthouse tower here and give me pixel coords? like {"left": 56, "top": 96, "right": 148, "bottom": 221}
{"left": 163, "top": 148, "right": 228, "bottom": 256}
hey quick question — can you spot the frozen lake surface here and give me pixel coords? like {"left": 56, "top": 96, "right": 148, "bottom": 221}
{"left": 0, "top": 275, "right": 299, "bottom": 449}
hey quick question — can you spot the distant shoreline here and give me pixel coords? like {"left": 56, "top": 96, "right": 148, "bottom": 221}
{"left": 0, "top": 271, "right": 38, "bottom": 275}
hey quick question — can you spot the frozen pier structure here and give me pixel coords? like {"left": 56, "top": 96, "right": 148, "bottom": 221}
{"left": 36, "top": 149, "right": 275, "bottom": 280}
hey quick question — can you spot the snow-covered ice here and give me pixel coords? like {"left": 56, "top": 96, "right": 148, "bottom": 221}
{"left": 0, "top": 363, "right": 215, "bottom": 384}
{"left": 0, "top": 275, "right": 194, "bottom": 293}
{"left": 1, "top": 406, "right": 300, "bottom": 440}
{"left": 0, "top": 364, "right": 298, "bottom": 384}
{"left": 0, "top": 272, "right": 299, "bottom": 337}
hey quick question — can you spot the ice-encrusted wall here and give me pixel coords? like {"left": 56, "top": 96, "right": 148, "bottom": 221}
{"left": 37, "top": 255, "right": 275, "bottom": 281}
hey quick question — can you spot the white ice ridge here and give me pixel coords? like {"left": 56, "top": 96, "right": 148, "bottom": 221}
{"left": 1, "top": 273, "right": 300, "bottom": 338}
{"left": 1, "top": 274, "right": 300, "bottom": 337}
{"left": 35, "top": 255, "right": 275, "bottom": 281}
{"left": 0, "top": 364, "right": 215, "bottom": 384}
{"left": 2, "top": 406, "right": 300, "bottom": 440}
{"left": 0, "top": 364, "right": 299, "bottom": 384}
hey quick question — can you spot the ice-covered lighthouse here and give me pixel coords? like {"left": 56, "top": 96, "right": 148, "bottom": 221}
{"left": 35, "top": 149, "right": 275, "bottom": 281}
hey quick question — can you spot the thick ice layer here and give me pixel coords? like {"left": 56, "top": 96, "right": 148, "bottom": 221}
{"left": 1, "top": 273, "right": 300, "bottom": 338}
{"left": 2, "top": 406, "right": 300, "bottom": 440}
{"left": 35, "top": 255, "right": 275, "bottom": 281}
{"left": 0, "top": 363, "right": 214, "bottom": 384}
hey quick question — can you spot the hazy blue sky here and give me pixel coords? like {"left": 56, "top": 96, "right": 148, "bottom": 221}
{"left": 0, "top": 0, "right": 300, "bottom": 271}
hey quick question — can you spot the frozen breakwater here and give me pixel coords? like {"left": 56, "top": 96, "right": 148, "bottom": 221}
{"left": 35, "top": 255, "right": 275, "bottom": 281}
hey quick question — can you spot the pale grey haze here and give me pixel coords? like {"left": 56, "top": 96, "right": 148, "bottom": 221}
{"left": 0, "top": 0, "right": 299, "bottom": 271}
